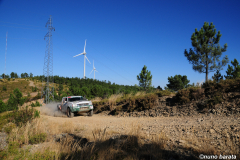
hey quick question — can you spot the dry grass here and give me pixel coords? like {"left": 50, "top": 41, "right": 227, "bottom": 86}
{"left": 6, "top": 116, "right": 79, "bottom": 147}
{"left": 107, "top": 93, "right": 123, "bottom": 111}
{"left": 134, "top": 91, "right": 147, "bottom": 97}
{"left": 91, "top": 97, "right": 102, "bottom": 102}
{"left": 3, "top": 113, "right": 239, "bottom": 160}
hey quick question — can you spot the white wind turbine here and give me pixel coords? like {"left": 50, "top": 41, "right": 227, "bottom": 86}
{"left": 73, "top": 39, "right": 91, "bottom": 79}
{"left": 90, "top": 60, "right": 98, "bottom": 80}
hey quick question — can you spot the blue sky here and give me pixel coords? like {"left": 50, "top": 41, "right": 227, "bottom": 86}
{"left": 0, "top": 0, "right": 240, "bottom": 88}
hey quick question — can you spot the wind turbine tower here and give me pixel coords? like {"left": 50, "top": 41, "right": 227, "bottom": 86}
{"left": 73, "top": 40, "right": 91, "bottom": 79}
{"left": 90, "top": 60, "right": 98, "bottom": 80}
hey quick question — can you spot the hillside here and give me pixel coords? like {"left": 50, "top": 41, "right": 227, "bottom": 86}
{"left": 0, "top": 78, "right": 68, "bottom": 102}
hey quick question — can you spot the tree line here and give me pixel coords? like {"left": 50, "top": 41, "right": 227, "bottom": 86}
{"left": 32, "top": 75, "right": 147, "bottom": 102}
{"left": 0, "top": 72, "right": 33, "bottom": 79}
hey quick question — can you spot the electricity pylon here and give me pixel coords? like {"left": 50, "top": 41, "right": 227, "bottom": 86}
{"left": 41, "top": 15, "right": 55, "bottom": 104}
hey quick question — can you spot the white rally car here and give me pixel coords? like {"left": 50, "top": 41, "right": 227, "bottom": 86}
{"left": 57, "top": 96, "right": 94, "bottom": 118}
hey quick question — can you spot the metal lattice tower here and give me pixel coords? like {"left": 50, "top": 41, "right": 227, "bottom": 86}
{"left": 41, "top": 15, "right": 55, "bottom": 104}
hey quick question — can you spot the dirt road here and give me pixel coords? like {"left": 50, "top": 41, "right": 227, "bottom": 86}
{"left": 39, "top": 106, "right": 240, "bottom": 154}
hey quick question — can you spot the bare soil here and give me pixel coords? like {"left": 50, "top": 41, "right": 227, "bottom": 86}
{"left": 40, "top": 109, "right": 240, "bottom": 155}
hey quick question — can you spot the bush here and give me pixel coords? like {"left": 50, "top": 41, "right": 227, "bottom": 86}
{"left": 31, "top": 103, "right": 35, "bottom": 107}
{"left": 8, "top": 141, "right": 20, "bottom": 155}
{"left": 0, "top": 100, "right": 7, "bottom": 113}
{"left": 175, "top": 89, "right": 190, "bottom": 105}
{"left": 9, "top": 106, "right": 40, "bottom": 127}
{"left": 35, "top": 101, "right": 40, "bottom": 107}
{"left": 19, "top": 97, "right": 26, "bottom": 106}
{"left": 29, "top": 133, "right": 47, "bottom": 144}
{"left": 2, "top": 86, "right": 7, "bottom": 91}
{"left": 128, "top": 93, "right": 158, "bottom": 111}
{"left": 32, "top": 86, "right": 38, "bottom": 92}
{"left": 155, "top": 90, "right": 172, "bottom": 97}
{"left": 167, "top": 75, "right": 190, "bottom": 91}
{"left": 7, "top": 94, "right": 18, "bottom": 111}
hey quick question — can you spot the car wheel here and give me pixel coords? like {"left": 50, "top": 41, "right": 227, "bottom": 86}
{"left": 67, "top": 107, "right": 74, "bottom": 118}
{"left": 88, "top": 110, "right": 93, "bottom": 116}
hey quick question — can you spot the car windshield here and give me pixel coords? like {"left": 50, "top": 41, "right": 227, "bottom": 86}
{"left": 68, "top": 97, "right": 82, "bottom": 102}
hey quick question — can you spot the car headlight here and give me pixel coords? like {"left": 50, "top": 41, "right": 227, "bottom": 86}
{"left": 89, "top": 101, "right": 92, "bottom": 105}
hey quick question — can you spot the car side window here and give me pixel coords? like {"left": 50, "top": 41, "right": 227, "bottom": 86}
{"left": 62, "top": 98, "right": 67, "bottom": 104}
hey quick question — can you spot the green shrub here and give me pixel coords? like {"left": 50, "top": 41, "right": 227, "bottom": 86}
{"left": 8, "top": 141, "right": 20, "bottom": 155}
{"left": 34, "top": 110, "right": 40, "bottom": 118}
{"left": 30, "top": 148, "right": 56, "bottom": 160}
{"left": 19, "top": 97, "right": 26, "bottom": 106}
{"left": 0, "top": 100, "right": 7, "bottom": 113}
{"left": 31, "top": 103, "right": 35, "bottom": 107}
{"left": 2, "top": 86, "right": 7, "bottom": 91}
{"left": 0, "top": 150, "right": 7, "bottom": 159}
{"left": 32, "top": 86, "right": 38, "bottom": 92}
{"left": 29, "top": 133, "right": 47, "bottom": 144}
{"left": 7, "top": 93, "right": 18, "bottom": 111}
{"left": 35, "top": 101, "right": 40, "bottom": 107}
{"left": 9, "top": 106, "right": 40, "bottom": 127}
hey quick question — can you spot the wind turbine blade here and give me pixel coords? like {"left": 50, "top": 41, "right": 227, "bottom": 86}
{"left": 85, "top": 56, "right": 91, "bottom": 64}
{"left": 90, "top": 70, "right": 93, "bottom": 75}
{"left": 73, "top": 53, "right": 84, "bottom": 57}
{"left": 93, "top": 60, "right": 94, "bottom": 68}
{"left": 95, "top": 70, "right": 98, "bottom": 72}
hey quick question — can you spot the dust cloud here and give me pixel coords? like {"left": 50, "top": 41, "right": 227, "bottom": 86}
{"left": 40, "top": 102, "right": 66, "bottom": 117}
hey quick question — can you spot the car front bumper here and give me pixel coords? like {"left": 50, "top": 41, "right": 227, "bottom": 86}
{"left": 72, "top": 105, "right": 93, "bottom": 113}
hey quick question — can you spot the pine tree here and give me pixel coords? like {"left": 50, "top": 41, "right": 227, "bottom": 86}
{"left": 184, "top": 22, "right": 229, "bottom": 83}
{"left": 224, "top": 58, "right": 240, "bottom": 79}
{"left": 212, "top": 70, "right": 223, "bottom": 83}
{"left": 167, "top": 75, "right": 190, "bottom": 91}
{"left": 137, "top": 65, "right": 152, "bottom": 90}
{"left": 157, "top": 86, "right": 163, "bottom": 91}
